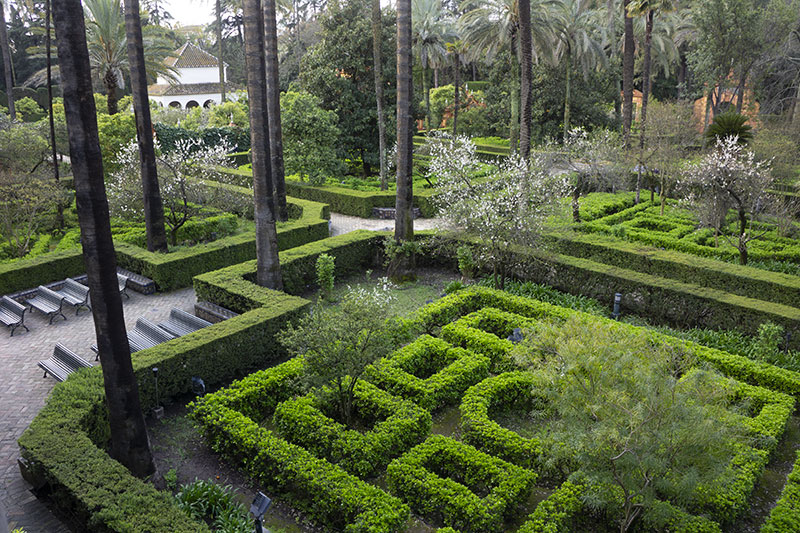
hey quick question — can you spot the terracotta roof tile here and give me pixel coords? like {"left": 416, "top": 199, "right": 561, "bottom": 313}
{"left": 165, "top": 42, "right": 226, "bottom": 68}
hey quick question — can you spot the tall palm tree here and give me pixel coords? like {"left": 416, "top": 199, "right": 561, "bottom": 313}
{"left": 84, "top": 0, "right": 175, "bottom": 114}
{"left": 124, "top": 0, "right": 168, "bottom": 252}
{"left": 263, "top": 0, "right": 288, "bottom": 222}
{"left": 372, "top": 0, "right": 388, "bottom": 189}
{"left": 52, "top": 0, "right": 155, "bottom": 478}
{"left": 622, "top": 0, "right": 634, "bottom": 146}
{"left": 447, "top": 39, "right": 469, "bottom": 136}
{"left": 45, "top": 0, "right": 58, "bottom": 183}
{"left": 518, "top": 0, "right": 532, "bottom": 161}
{"left": 396, "top": 0, "right": 414, "bottom": 242}
{"left": 548, "top": 0, "right": 607, "bottom": 140}
{"left": 243, "top": 0, "right": 283, "bottom": 289}
{"left": 412, "top": 0, "right": 450, "bottom": 132}
{"left": 0, "top": 0, "right": 15, "bottom": 119}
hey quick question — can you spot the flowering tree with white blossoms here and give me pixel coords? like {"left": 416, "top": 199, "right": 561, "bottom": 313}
{"left": 681, "top": 136, "right": 776, "bottom": 265}
{"left": 108, "top": 138, "right": 234, "bottom": 245}
{"left": 429, "top": 134, "right": 569, "bottom": 289}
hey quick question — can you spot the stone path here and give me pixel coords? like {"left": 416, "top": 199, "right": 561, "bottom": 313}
{"left": 0, "top": 214, "right": 441, "bottom": 531}
{"left": 0, "top": 288, "right": 197, "bottom": 533}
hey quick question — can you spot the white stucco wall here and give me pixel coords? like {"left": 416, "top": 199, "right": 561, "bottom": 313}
{"left": 150, "top": 91, "right": 240, "bottom": 110}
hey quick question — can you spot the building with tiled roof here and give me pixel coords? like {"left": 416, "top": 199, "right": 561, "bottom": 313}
{"left": 148, "top": 43, "right": 236, "bottom": 109}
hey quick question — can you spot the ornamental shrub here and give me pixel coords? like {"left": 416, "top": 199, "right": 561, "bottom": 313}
{"left": 315, "top": 253, "right": 335, "bottom": 301}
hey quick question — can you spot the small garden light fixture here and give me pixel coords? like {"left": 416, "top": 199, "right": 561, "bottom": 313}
{"left": 612, "top": 293, "right": 622, "bottom": 320}
{"left": 251, "top": 491, "right": 272, "bottom": 533}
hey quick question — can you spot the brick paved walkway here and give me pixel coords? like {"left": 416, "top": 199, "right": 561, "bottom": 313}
{"left": 0, "top": 288, "right": 197, "bottom": 532}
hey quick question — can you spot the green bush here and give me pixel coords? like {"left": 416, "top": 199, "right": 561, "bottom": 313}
{"left": 175, "top": 479, "right": 250, "bottom": 533}
{"left": 316, "top": 253, "right": 335, "bottom": 300}
{"left": 761, "top": 451, "right": 800, "bottom": 532}
{"left": 365, "top": 335, "right": 491, "bottom": 411}
{"left": 273, "top": 380, "right": 431, "bottom": 477}
{"left": 386, "top": 434, "right": 537, "bottom": 532}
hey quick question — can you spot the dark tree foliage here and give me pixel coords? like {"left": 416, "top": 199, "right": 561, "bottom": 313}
{"left": 297, "top": 0, "right": 396, "bottom": 176}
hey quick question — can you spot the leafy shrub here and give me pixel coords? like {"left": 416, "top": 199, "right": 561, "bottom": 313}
{"left": 175, "top": 479, "right": 250, "bottom": 533}
{"left": 704, "top": 112, "right": 753, "bottom": 145}
{"left": 15, "top": 96, "right": 45, "bottom": 122}
{"left": 315, "top": 253, "right": 335, "bottom": 300}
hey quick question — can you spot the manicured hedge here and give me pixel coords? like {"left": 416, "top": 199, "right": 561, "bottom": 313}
{"left": 548, "top": 230, "right": 800, "bottom": 308}
{"left": 386, "top": 434, "right": 537, "bottom": 532}
{"left": 194, "top": 230, "right": 385, "bottom": 311}
{"left": 215, "top": 166, "right": 438, "bottom": 218}
{"left": 273, "top": 380, "right": 431, "bottom": 477}
{"left": 0, "top": 197, "right": 330, "bottom": 295}
{"left": 459, "top": 372, "right": 547, "bottom": 473}
{"left": 761, "top": 451, "right": 800, "bottom": 533}
{"left": 365, "top": 335, "right": 491, "bottom": 411}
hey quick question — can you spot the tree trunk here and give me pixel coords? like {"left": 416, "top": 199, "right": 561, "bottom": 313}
{"left": 243, "top": 0, "right": 283, "bottom": 289}
{"left": 735, "top": 72, "right": 746, "bottom": 113}
{"left": 0, "top": 0, "right": 15, "bottom": 119}
{"left": 738, "top": 208, "right": 748, "bottom": 265}
{"left": 572, "top": 186, "right": 581, "bottom": 223}
{"left": 53, "top": 0, "right": 155, "bottom": 478}
{"left": 622, "top": 0, "right": 634, "bottom": 147}
{"left": 563, "top": 48, "right": 572, "bottom": 142}
{"left": 263, "top": 0, "right": 288, "bottom": 221}
{"left": 395, "top": 0, "right": 414, "bottom": 243}
{"left": 471, "top": 62, "right": 477, "bottom": 81}
{"left": 216, "top": 0, "right": 226, "bottom": 102}
{"left": 45, "top": 0, "right": 60, "bottom": 189}
{"left": 104, "top": 70, "right": 119, "bottom": 115}
{"left": 677, "top": 52, "right": 687, "bottom": 99}
{"left": 660, "top": 174, "right": 666, "bottom": 215}
{"left": 372, "top": 0, "right": 387, "bottom": 190}
{"left": 433, "top": 67, "right": 439, "bottom": 88}
{"left": 423, "top": 65, "right": 431, "bottom": 131}
{"left": 453, "top": 52, "right": 460, "bottom": 137}
{"left": 518, "top": 0, "right": 532, "bottom": 162}
{"left": 510, "top": 53, "right": 520, "bottom": 153}
{"left": 639, "top": 10, "right": 653, "bottom": 150}
{"left": 125, "top": 0, "right": 169, "bottom": 253}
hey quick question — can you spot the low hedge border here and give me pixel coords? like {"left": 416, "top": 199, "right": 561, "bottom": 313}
{"left": 215, "top": 166, "right": 437, "bottom": 218}
{"left": 193, "top": 230, "right": 385, "bottom": 312}
{"left": 411, "top": 287, "right": 800, "bottom": 399}
{"left": 548, "top": 230, "right": 800, "bottom": 309}
{"left": 386, "top": 434, "right": 537, "bottom": 532}
{"left": 459, "top": 372, "right": 546, "bottom": 474}
{"left": 761, "top": 450, "right": 800, "bottom": 532}
{"left": 0, "top": 196, "right": 330, "bottom": 295}
{"left": 365, "top": 334, "right": 491, "bottom": 411}
{"left": 18, "top": 290, "right": 311, "bottom": 532}
{"left": 272, "top": 380, "right": 432, "bottom": 477}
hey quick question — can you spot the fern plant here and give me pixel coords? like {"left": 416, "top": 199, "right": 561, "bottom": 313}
{"left": 704, "top": 112, "right": 753, "bottom": 145}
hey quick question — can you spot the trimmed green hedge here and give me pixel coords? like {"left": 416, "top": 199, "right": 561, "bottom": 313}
{"left": 273, "top": 380, "right": 431, "bottom": 477}
{"left": 365, "top": 335, "right": 491, "bottom": 411}
{"left": 194, "top": 230, "right": 385, "bottom": 311}
{"left": 548, "top": 230, "right": 800, "bottom": 309}
{"left": 386, "top": 434, "right": 537, "bottom": 532}
{"left": 0, "top": 197, "right": 330, "bottom": 295}
{"left": 761, "top": 451, "right": 800, "bottom": 532}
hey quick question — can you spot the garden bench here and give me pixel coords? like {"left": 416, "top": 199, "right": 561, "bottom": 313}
{"left": 0, "top": 296, "right": 29, "bottom": 336}
{"left": 38, "top": 343, "right": 91, "bottom": 382}
{"left": 93, "top": 317, "right": 176, "bottom": 360}
{"left": 195, "top": 300, "right": 239, "bottom": 323}
{"left": 56, "top": 278, "right": 91, "bottom": 315}
{"left": 118, "top": 274, "right": 130, "bottom": 299}
{"left": 26, "top": 286, "right": 67, "bottom": 324}
{"left": 158, "top": 308, "right": 213, "bottom": 337}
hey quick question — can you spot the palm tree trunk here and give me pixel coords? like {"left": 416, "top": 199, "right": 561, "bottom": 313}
{"left": 0, "top": 0, "right": 15, "bottom": 119}
{"left": 372, "top": 0, "right": 388, "bottom": 190}
{"left": 639, "top": 10, "right": 653, "bottom": 150}
{"left": 518, "top": 0, "right": 533, "bottom": 162}
{"left": 395, "top": 0, "right": 414, "bottom": 243}
{"left": 243, "top": 0, "right": 282, "bottom": 289}
{"left": 510, "top": 53, "right": 520, "bottom": 153}
{"left": 622, "top": 0, "right": 634, "bottom": 147}
{"left": 45, "top": 0, "right": 58, "bottom": 181}
{"left": 53, "top": 0, "right": 155, "bottom": 478}
{"left": 434, "top": 67, "right": 439, "bottom": 87}
{"left": 453, "top": 52, "right": 460, "bottom": 137}
{"left": 423, "top": 65, "right": 431, "bottom": 131}
{"left": 563, "top": 48, "right": 572, "bottom": 142}
{"left": 104, "top": 70, "right": 119, "bottom": 115}
{"left": 216, "top": 0, "right": 226, "bottom": 102}
{"left": 263, "top": 0, "right": 288, "bottom": 221}
{"left": 125, "top": 0, "right": 169, "bottom": 253}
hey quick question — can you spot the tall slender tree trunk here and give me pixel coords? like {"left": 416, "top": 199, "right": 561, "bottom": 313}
{"left": 622, "top": 0, "right": 634, "bottom": 147}
{"left": 53, "top": 0, "right": 155, "bottom": 478}
{"left": 677, "top": 52, "right": 687, "bottom": 99}
{"left": 46, "top": 0, "right": 62, "bottom": 229}
{"left": 243, "top": 0, "right": 282, "bottom": 289}
{"left": 0, "top": 0, "right": 15, "bottom": 119}
{"left": 423, "top": 65, "right": 431, "bottom": 131}
{"left": 372, "top": 0, "right": 387, "bottom": 190}
{"left": 104, "top": 71, "right": 119, "bottom": 115}
{"left": 563, "top": 48, "right": 572, "bottom": 142}
{"left": 433, "top": 67, "right": 439, "bottom": 87}
{"left": 639, "top": 10, "right": 653, "bottom": 147}
{"left": 510, "top": 53, "right": 520, "bottom": 153}
{"left": 735, "top": 72, "right": 747, "bottom": 113}
{"left": 453, "top": 52, "right": 460, "bottom": 137}
{"left": 395, "top": 0, "right": 414, "bottom": 242}
{"left": 263, "top": 0, "right": 288, "bottom": 221}
{"left": 125, "top": 0, "right": 169, "bottom": 253}
{"left": 216, "top": 0, "right": 226, "bottom": 102}
{"left": 518, "top": 0, "right": 532, "bottom": 162}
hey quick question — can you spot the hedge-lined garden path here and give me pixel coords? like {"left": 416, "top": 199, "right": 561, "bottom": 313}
{"left": 329, "top": 213, "right": 444, "bottom": 236}
{"left": 0, "top": 287, "right": 197, "bottom": 533}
